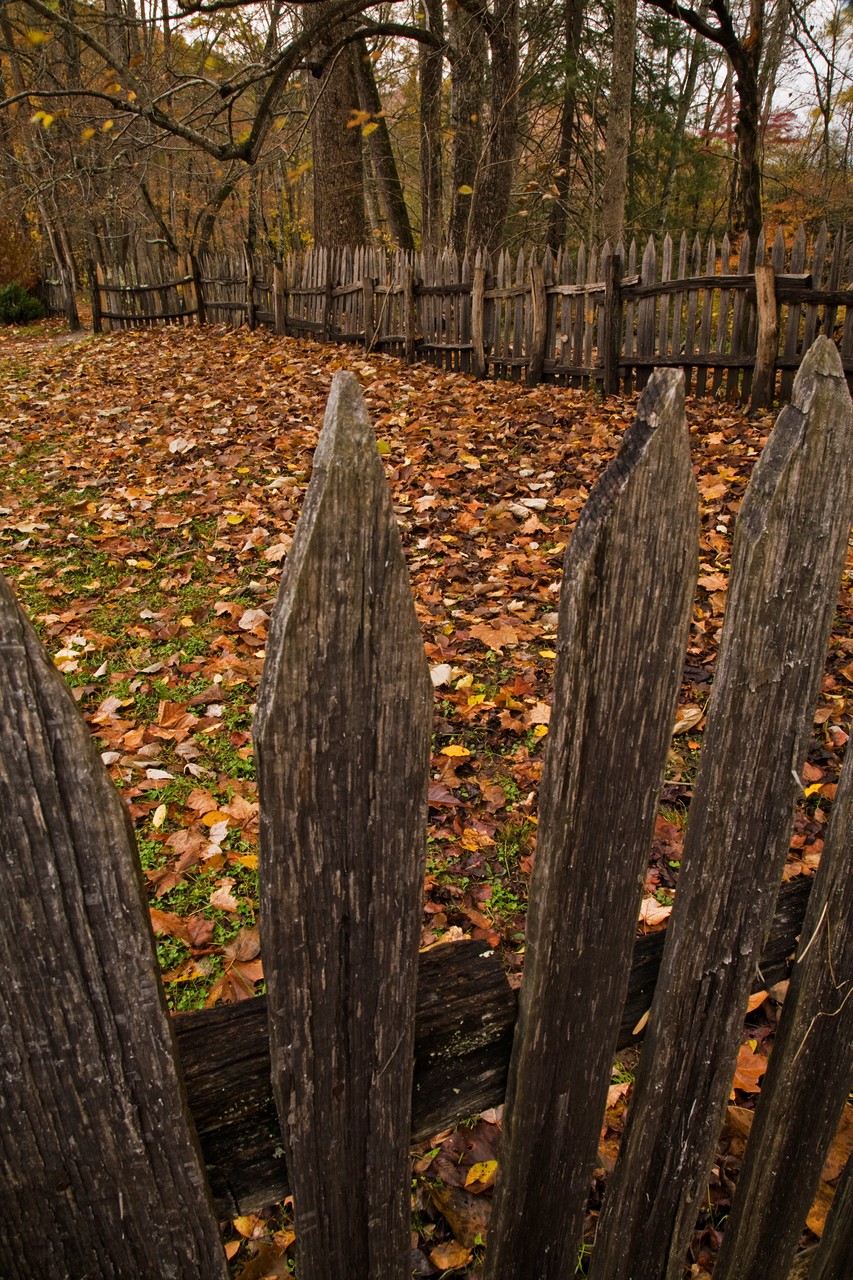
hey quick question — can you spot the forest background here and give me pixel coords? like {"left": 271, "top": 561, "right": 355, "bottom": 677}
{"left": 0, "top": 0, "right": 851, "bottom": 287}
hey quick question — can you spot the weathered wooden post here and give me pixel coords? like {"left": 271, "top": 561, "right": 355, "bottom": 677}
{"left": 714, "top": 737, "right": 853, "bottom": 1280}
{"left": 0, "top": 578, "right": 229, "bottom": 1280}
{"left": 90, "top": 261, "right": 103, "bottom": 333}
{"left": 528, "top": 256, "right": 547, "bottom": 385}
{"left": 273, "top": 261, "right": 287, "bottom": 335}
{"left": 471, "top": 252, "right": 487, "bottom": 379}
{"left": 362, "top": 275, "right": 375, "bottom": 348}
{"left": 751, "top": 262, "right": 778, "bottom": 409}
{"left": 603, "top": 251, "right": 623, "bottom": 395}
{"left": 589, "top": 337, "right": 853, "bottom": 1280}
{"left": 254, "top": 372, "right": 432, "bottom": 1280}
{"left": 402, "top": 261, "right": 416, "bottom": 363}
{"left": 244, "top": 243, "right": 256, "bottom": 329}
{"left": 485, "top": 369, "right": 697, "bottom": 1280}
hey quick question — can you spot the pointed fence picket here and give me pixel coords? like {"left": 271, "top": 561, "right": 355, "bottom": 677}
{"left": 1, "top": 341, "right": 851, "bottom": 1280}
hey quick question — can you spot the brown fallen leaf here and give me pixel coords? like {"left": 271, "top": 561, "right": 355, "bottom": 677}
{"left": 430, "top": 1183, "right": 491, "bottom": 1249}
{"left": 429, "top": 1239, "right": 473, "bottom": 1270}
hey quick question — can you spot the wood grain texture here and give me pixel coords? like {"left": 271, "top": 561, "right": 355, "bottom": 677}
{"left": 590, "top": 336, "right": 853, "bottom": 1280}
{"left": 0, "top": 577, "right": 228, "bottom": 1280}
{"left": 254, "top": 371, "right": 432, "bottom": 1280}
{"left": 172, "top": 876, "right": 813, "bottom": 1216}
{"left": 713, "top": 743, "right": 853, "bottom": 1280}
{"left": 484, "top": 369, "right": 698, "bottom": 1280}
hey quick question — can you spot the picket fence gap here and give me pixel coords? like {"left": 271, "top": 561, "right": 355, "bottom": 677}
{"left": 1, "top": 340, "right": 852, "bottom": 1279}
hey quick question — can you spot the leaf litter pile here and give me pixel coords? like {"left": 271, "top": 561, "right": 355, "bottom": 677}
{"left": 2, "top": 321, "right": 851, "bottom": 1276}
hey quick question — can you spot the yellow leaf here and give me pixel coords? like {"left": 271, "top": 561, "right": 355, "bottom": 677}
{"left": 457, "top": 184, "right": 474, "bottom": 195}
{"left": 805, "top": 782, "right": 823, "bottom": 797}
{"left": 362, "top": 121, "right": 379, "bottom": 137}
{"left": 465, "top": 1159, "right": 498, "bottom": 1189}
{"left": 376, "top": 440, "right": 391, "bottom": 456}
{"left": 136, "top": 558, "right": 154, "bottom": 569}
{"left": 126, "top": 90, "right": 137, "bottom": 102}
{"left": 224, "top": 1241, "right": 241, "bottom": 1261}
{"left": 347, "top": 109, "right": 371, "bottom": 129}
{"left": 81, "top": 127, "right": 96, "bottom": 141}
{"left": 232, "top": 1214, "right": 264, "bottom": 1240}
{"left": 441, "top": 745, "right": 470, "bottom": 758}
{"left": 25, "top": 29, "right": 52, "bottom": 44}
{"left": 532, "top": 724, "right": 548, "bottom": 738}
{"left": 101, "top": 119, "right": 114, "bottom": 132}
{"left": 236, "top": 854, "right": 259, "bottom": 870}
{"left": 180, "top": 616, "right": 194, "bottom": 628}
{"left": 152, "top": 803, "right": 168, "bottom": 829}
{"left": 225, "top": 512, "right": 244, "bottom": 525}
{"left": 202, "top": 810, "right": 231, "bottom": 827}
{"left": 539, "top": 649, "right": 557, "bottom": 659}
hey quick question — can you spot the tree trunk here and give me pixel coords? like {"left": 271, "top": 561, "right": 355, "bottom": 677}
{"left": 467, "top": 0, "right": 520, "bottom": 256}
{"left": 600, "top": 0, "right": 637, "bottom": 246}
{"left": 447, "top": 5, "right": 486, "bottom": 257}
{"left": 304, "top": 5, "right": 366, "bottom": 247}
{"left": 731, "top": 43, "right": 763, "bottom": 246}
{"left": 419, "top": 0, "right": 444, "bottom": 251}
{"left": 351, "top": 39, "right": 414, "bottom": 250}
{"left": 547, "top": 0, "right": 585, "bottom": 253}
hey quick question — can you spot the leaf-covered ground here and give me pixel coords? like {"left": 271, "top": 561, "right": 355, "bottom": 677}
{"left": 2, "top": 319, "right": 850, "bottom": 1276}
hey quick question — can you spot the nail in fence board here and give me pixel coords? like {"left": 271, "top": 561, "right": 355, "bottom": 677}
{"left": 589, "top": 337, "right": 853, "bottom": 1280}
{"left": 254, "top": 372, "right": 432, "bottom": 1280}
{"left": 0, "top": 577, "right": 228, "bottom": 1280}
{"left": 484, "top": 370, "right": 698, "bottom": 1280}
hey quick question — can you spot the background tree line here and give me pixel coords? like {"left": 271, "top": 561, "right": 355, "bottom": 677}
{"left": 0, "top": 0, "right": 851, "bottom": 286}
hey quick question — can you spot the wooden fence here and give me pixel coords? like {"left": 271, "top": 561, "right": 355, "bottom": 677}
{"left": 1, "top": 339, "right": 852, "bottom": 1279}
{"left": 40, "top": 222, "right": 852, "bottom": 404}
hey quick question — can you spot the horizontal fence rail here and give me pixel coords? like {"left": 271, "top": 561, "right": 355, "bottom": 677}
{"left": 37, "top": 222, "right": 853, "bottom": 404}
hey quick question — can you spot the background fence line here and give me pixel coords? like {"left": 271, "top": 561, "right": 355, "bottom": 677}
{"left": 36, "top": 221, "right": 853, "bottom": 405}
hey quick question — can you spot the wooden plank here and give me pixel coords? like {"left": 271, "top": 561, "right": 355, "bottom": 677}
{"left": 471, "top": 253, "right": 487, "bottom": 378}
{"left": 712, "top": 233, "right": 732, "bottom": 396}
{"left": 484, "top": 369, "right": 697, "bottom": 1280}
{"left": 635, "top": 237, "right": 657, "bottom": 390}
{"left": 658, "top": 233, "right": 673, "bottom": 362}
{"left": 671, "top": 233, "right": 687, "bottom": 367}
{"left": 751, "top": 264, "right": 779, "bottom": 410}
{"left": 802, "top": 224, "right": 827, "bottom": 357}
{"left": 589, "top": 337, "right": 853, "bottom": 1280}
{"left": 822, "top": 226, "right": 845, "bottom": 336}
{"left": 173, "top": 875, "right": 811, "bottom": 1217}
{"left": 713, "top": 742, "right": 853, "bottom": 1280}
{"left": 254, "top": 373, "right": 432, "bottom": 1280}
{"left": 683, "top": 236, "right": 702, "bottom": 394}
{"left": 583, "top": 244, "right": 598, "bottom": 388}
{"left": 695, "top": 235, "right": 716, "bottom": 397}
{"left": 573, "top": 241, "right": 588, "bottom": 381}
{"left": 0, "top": 576, "right": 228, "bottom": 1280}
{"left": 528, "top": 255, "right": 547, "bottom": 384}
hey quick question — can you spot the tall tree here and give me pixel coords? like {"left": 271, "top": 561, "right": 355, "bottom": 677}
{"left": 304, "top": 6, "right": 367, "bottom": 245}
{"left": 547, "top": 0, "right": 586, "bottom": 252}
{"left": 643, "top": 0, "right": 766, "bottom": 243}
{"left": 418, "top": 0, "right": 445, "bottom": 250}
{"left": 352, "top": 37, "right": 414, "bottom": 249}
{"left": 464, "top": 0, "right": 521, "bottom": 255}
{"left": 600, "top": 0, "right": 638, "bottom": 246}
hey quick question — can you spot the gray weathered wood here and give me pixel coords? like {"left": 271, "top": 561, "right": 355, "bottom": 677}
{"left": 751, "top": 263, "right": 779, "bottom": 409}
{"left": 0, "top": 577, "right": 228, "bottom": 1280}
{"left": 484, "top": 369, "right": 698, "bottom": 1280}
{"left": 254, "top": 372, "right": 432, "bottom": 1280}
{"left": 714, "top": 741, "right": 853, "bottom": 1280}
{"left": 589, "top": 336, "right": 853, "bottom": 1280}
